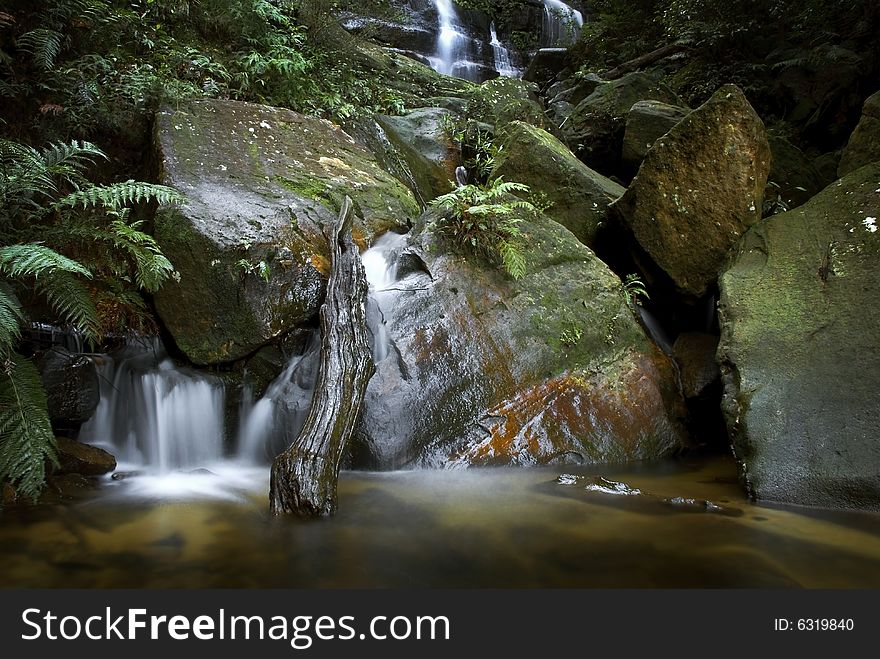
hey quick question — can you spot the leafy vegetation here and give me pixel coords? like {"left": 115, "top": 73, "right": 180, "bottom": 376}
{"left": 429, "top": 178, "right": 535, "bottom": 280}
{"left": 622, "top": 274, "right": 650, "bottom": 307}
{"left": 0, "top": 137, "right": 182, "bottom": 501}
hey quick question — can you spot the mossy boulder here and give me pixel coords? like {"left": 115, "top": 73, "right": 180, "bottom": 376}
{"left": 560, "top": 72, "right": 683, "bottom": 175}
{"left": 355, "top": 208, "right": 687, "bottom": 468}
{"left": 611, "top": 85, "right": 771, "bottom": 298}
{"left": 466, "top": 76, "right": 545, "bottom": 129}
{"left": 153, "top": 99, "right": 419, "bottom": 365}
{"left": 718, "top": 163, "right": 880, "bottom": 510}
{"left": 375, "top": 107, "right": 459, "bottom": 202}
{"left": 838, "top": 91, "right": 880, "bottom": 177}
{"left": 491, "top": 121, "right": 624, "bottom": 247}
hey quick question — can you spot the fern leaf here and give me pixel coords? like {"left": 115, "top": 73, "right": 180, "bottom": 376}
{"left": 54, "top": 181, "right": 185, "bottom": 211}
{"left": 0, "top": 283, "right": 24, "bottom": 359}
{"left": 498, "top": 240, "right": 526, "bottom": 280}
{"left": 17, "top": 28, "right": 64, "bottom": 71}
{"left": 35, "top": 271, "right": 101, "bottom": 345}
{"left": 0, "top": 354, "right": 57, "bottom": 501}
{"left": 0, "top": 243, "right": 92, "bottom": 280}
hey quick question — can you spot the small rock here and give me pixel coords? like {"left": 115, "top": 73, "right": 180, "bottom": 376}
{"left": 56, "top": 437, "right": 117, "bottom": 476}
{"left": 2, "top": 482, "right": 16, "bottom": 505}
{"left": 584, "top": 477, "right": 642, "bottom": 496}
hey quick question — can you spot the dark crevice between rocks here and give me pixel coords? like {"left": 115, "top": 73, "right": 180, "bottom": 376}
{"left": 592, "top": 216, "right": 729, "bottom": 453}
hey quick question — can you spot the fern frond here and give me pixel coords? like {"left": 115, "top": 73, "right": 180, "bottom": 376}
{"left": 109, "top": 219, "right": 176, "bottom": 292}
{"left": 0, "top": 354, "right": 57, "bottom": 501}
{"left": 498, "top": 240, "right": 526, "bottom": 280}
{"left": 40, "top": 140, "right": 106, "bottom": 172}
{"left": 35, "top": 270, "right": 101, "bottom": 345}
{"left": 0, "top": 283, "right": 24, "bottom": 359}
{"left": 0, "top": 243, "right": 92, "bottom": 280}
{"left": 55, "top": 180, "right": 185, "bottom": 211}
{"left": 17, "top": 28, "right": 64, "bottom": 71}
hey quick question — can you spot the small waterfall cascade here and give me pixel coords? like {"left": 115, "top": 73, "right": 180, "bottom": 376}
{"left": 541, "top": 0, "right": 584, "bottom": 47}
{"left": 637, "top": 306, "right": 674, "bottom": 355}
{"left": 362, "top": 231, "right": 408, "bottom": 364}
{"left": 79, "top": 338, "right": 226, "bottom": 472}
{"left": 236, "top": 333, "right": 320, "bottom": 465}
{"left": 489, "top": 22, "right": 520, "bottom": 78}
{"left": 428, "top": 0, "right": 485, "bottom": 80}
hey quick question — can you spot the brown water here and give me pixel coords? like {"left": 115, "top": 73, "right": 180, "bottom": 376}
{"left": 2, "top": 455, "right": 880, "bottom": 588}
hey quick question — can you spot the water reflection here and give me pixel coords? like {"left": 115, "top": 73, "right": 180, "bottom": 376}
{"left": 2, "top": 456, "right": 880, "bottom": 588}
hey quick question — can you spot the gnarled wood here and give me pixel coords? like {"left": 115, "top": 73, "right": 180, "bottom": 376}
{"left": 269, "top": 196, "right": 375, "bottom": 517}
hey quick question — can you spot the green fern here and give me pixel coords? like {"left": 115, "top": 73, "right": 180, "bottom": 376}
{"left": 0, "top": 354, "right": 58, "bottom": 502}
{"left": 0, "top": 243, "right": 91, "bottom": 280}
{"left": 55, "top": 180, "right": 185, "bottom": 211}
{"left": 430, "top": 178, "right": 535, "bottom": 280}
{"left": 16, "top": 28, "right": 64, "bottom": 71}
{"left": 0, "top": 283, "right": 24, "bottom": 359}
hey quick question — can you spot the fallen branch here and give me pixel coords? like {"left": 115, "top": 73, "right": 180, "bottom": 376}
{"left": 269, "top": 196, "right": 375, "bottom": 517}
{"left": 601, "top": 43, "right": 688, "bottom": 80}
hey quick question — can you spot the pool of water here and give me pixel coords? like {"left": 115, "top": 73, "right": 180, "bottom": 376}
{"left": 2, "top": 455, "right": 880, "bottom": 588}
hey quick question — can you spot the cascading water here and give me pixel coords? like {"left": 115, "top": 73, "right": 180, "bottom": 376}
{"left": 489, "top": 22, "right": 520, "bottom": 78}
{"left": 362, "top": 231, "right": 409, "bottom": 365}
{"left": 541, "top": 0, "right": 584, "bottom": 47}
{"left": 80, "top": 339, "right": 226, "bottom": 473}
{"left": 428, "top": 0, "right": 484, "bottom": 81}
{"left": 236, "top": 334, "right": 320, "bottom": 465}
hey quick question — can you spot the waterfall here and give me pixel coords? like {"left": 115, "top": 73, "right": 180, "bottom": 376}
{"left": 79, "top": 338, "right": 226, "bottom": 472}
{"left": 236, "top": 335, "right": 319, "bottom": 465}
{"left": 428, "top": 0, "right": 486, "bottom": 81}
{"left": 489, "top": 22, "right": 520, "bottom": 78}
{"left": 541, "top": 0, "right": 583, "bottom": 47}
{"left": 362, "top": 231, "right": 408, "bottom": 365}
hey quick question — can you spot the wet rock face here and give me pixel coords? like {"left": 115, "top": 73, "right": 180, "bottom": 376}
{"left": 718, "top": 163, "right": 880, "bottom": 510}
{"left": 355, "top": 209, "right": 687, "bottom": 469}
{"left": 375, "top": 107, "right": 459, "bottom": 201}
{"left": 611, "top": 85, "right": 771, "bottom": 298}
{"left": 491, "top": 121, "right": 624, "bottom": 247}
{"left": 838, "top": 91, "right": 880, "bottom": 177}
{"left": 37, "top": 348, "right": 100, "bottom": 429}
{"left": 153, "top": 99, "right": 419, "bottom": 365}
{"left": 673, "top": 333, "right": 720, "bottom": 400}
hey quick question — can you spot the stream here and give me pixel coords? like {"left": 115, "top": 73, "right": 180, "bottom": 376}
{"left": 2, "top": 456, "right": 880, "bottom": 587}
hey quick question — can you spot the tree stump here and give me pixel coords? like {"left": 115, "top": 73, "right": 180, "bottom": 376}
{"left": 269, "top": 197, "right": 375, "bottom": 517}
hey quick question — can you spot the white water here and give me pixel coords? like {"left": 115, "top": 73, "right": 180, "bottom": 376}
{"left": 489, "top": 22, "right": 520, "bottom": 78}
{"left": 542, "top": 0, "right": 584, "bottom": 48}
{"left": 432, "top": 0, "right": 467, "bottom": 77}
{"left": 236, "top": 339, "right": 318, "bottom": 465}
{"left": 363, "top": 232, "right": 408, "bottom": 364}
{"left": 80, "top": 338, "right": 227, "bottom": 475}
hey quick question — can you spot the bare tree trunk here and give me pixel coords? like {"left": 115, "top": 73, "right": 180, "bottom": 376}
{"left": 269, "top": 196, "right": 374, "bottom": 517}
{"left": 601, "top": 43, "right": 688, "bottom": 80}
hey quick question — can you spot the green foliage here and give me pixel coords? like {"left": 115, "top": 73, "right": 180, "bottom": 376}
{"left": 0, "top": 354, "right": 58, "bottom": 502}
{"left": 623, "top": 273, "right": 649, "bottom": 307}
{"left": 0, "top": 135, "right": 182, "bottom": 500}
{"left": 430, "top": 178, "right": 535, "bottom": 279}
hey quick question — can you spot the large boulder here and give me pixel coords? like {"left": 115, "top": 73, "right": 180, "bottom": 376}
{"left": 37, "top": 348, "right": 100, "bottom": 428}
{"left": 621, "top": 100, "right": 690, "bottom": 169}
{"left": 560, "top": 72, "right": 683, "bottom": 175}
{"left": 491, "top": 121, "right": 624, "bottom": 246}
{"left": 611, "top": 85, "right": 771, "bottom": 298}
{"left": 376, "top": 107, "right": 459, "bottom": 202}
{"left": 355, "top": 209, "right": 687, "bottom": 468}
{"left": 153, "top": 99, "right": 419, "bottom": 365}
{"left": 718, "top": 163, "right": 880, "bottom": 510}
{"left": 838, "top": 91, "right": 880, "bottom": 177}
